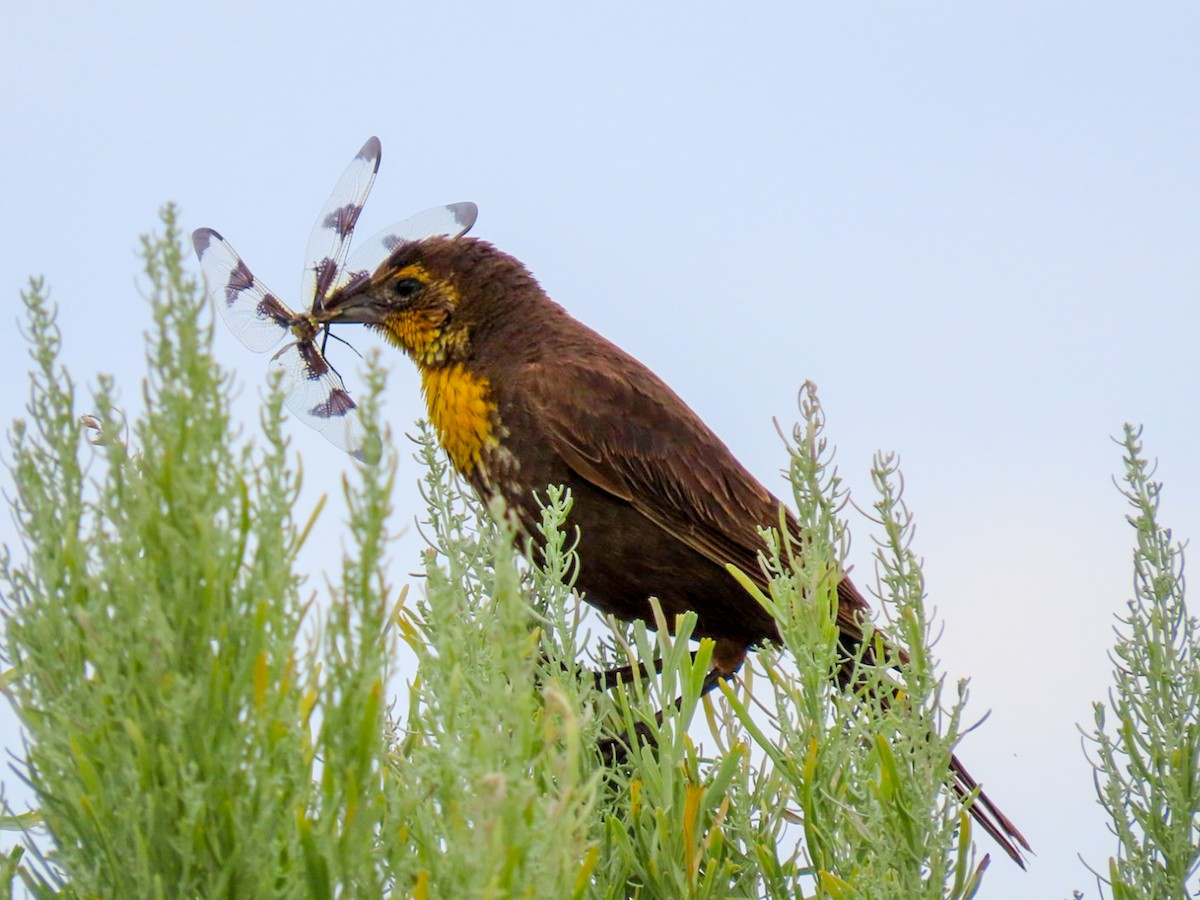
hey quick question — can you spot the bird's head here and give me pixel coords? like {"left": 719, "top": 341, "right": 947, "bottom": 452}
{"left": 326, "top": 236, "right": 537, "bottom": 368}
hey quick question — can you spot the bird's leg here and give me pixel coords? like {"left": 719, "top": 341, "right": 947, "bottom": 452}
{"left": 595, "top": 637, "right": 746, "bottom": 693}
{"left": 595, "top": 670, "right": 738, "bottom": 764}
{"left": 699, "top": 665, "right": 736, "bottom": 697}
{"left": 596, "top": 697, "right": 672, "bottom": 765}
{"left": 532, "top": 650, "right": 667, "bottom": 690}
{"left": 593, "top": 656, "right": 667, "bottom": 690}
{"left": 597, "top": 642, "right": 746, "bottom": 764}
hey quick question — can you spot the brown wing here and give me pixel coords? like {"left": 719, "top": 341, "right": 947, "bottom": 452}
{"left": 518, "top": 358, "right": 1028, "bottom": 867}
{"left": 520, "top": 356, "right": 869, "bottom": 635}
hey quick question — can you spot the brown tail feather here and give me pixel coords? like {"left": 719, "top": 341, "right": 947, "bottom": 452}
{"left": 950, "top": 752, "right": 1031, "bottom": 868}
{"left": 834, "top": 578, "right": 1030, "bottom": 867}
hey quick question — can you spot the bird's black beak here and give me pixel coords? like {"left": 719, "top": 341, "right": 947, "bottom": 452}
{"left": 321, "top": 277, "right": 386, "bottom": 326}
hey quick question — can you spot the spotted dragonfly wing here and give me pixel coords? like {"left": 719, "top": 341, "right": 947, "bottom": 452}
{"left": 332, "top": 202, "right": 479, "bottom": 294}
{"left": 268, "top": 340, "right": 370, "bottom": 460}
{"left": 301, "top": 137, "right": 382, "bottom": 315}
{"left": 192, "top": 227, "right": 294, "bottom": 353}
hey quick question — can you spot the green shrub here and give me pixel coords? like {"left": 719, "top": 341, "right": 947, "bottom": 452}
{"left": 8, "top": 210, "right": 1189, "bottom": 898}
{"left": 1084, "top": 426, "right": 1200, "bottom": 898}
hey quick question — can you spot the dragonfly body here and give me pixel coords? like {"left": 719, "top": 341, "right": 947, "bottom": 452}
{"left": 192, "top": 137, "right": 477, "bottom": 459}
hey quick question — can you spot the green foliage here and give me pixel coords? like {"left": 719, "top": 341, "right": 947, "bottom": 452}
{"left": 720, "top": 384, "right": 986, "bottom": 899}
{"left": 0, "top": 207, "right": 395, "bottom": 896}
{"left": 1086, "top": 426, "right": 1200, "bottom": 898}
{"left": 2, "top": 211, "right": 1048, "bottom": 897}
{"left": 382, "top": 431, "right": 754, "bottom": 898}
{"left": 379, "top": 430, "right": 600, "bottom": 897}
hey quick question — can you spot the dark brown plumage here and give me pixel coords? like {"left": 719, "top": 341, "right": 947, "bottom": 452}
{"left": 324, "top": 235, "right": 1029, "bottom": 866}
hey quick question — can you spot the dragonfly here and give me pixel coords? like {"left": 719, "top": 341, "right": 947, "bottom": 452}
{"left": 192, "top": 136, "right": 478, "bottom": 460}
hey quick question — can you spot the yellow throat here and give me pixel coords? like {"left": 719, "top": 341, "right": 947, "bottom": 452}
{"left": 420, "top": 363, "right": 498, "bottom": 474}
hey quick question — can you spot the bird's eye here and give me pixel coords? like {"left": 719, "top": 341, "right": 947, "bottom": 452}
{"left": 392, "top": 277, "right": 423, "bottom": 301}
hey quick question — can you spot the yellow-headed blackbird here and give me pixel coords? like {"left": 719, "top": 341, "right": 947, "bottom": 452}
{"left": 324, "top": 236, "right": 1030, "bottom": 866}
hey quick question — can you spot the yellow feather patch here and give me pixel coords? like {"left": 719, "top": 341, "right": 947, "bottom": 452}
{"left": 385, "top": 309, "right": 444, "bottom": 360}
{"left": 376, "top": 264, "right": 461, "bottom": 365}
{"left": 420, "top": 364, "right": 498, "bottom": 474}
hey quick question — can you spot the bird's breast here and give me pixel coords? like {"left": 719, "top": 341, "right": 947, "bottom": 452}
{"left": 419, "top": 363, "right": 500, "bottom": 475}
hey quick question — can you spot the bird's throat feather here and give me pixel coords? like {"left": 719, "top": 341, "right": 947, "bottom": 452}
{"left": 420, "top": 363, "right": 498, "bottom": 474}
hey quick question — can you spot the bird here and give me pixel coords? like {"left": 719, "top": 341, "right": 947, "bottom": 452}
{"left": 321, "top": 234, "right": 1030, "bottom": 867}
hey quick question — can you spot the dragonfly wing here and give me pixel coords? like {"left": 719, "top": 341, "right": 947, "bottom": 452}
{"left": 333, "top": 202, "right": 478, "bottom": 293}
{"left": 192, "top": 228, "right": 293, "bottom": 353}
{"left": 269, "top": 340, "right": 370, "bottom": 460}
{"left": 302, "top": 137, "right": 383, "bottom": 315}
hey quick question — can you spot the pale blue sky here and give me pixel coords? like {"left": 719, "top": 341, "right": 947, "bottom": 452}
{"left": 3, "top": 3, "right": 1198, "bottom": 895}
